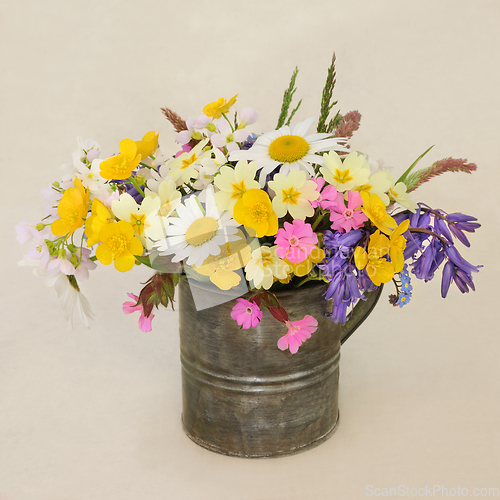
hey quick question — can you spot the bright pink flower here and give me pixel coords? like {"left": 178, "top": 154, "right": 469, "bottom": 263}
{"left": 309, "top": 178, "right": 339, "bottom": 210}
{"left": 123, "top": 293, "right": 154, "bottom": 332}
{"left": 230, "top": 298, "right": 263, "bottom": 329}
{"left": 329, "top": 190, "right": 368, "bottom": 232}
{"left": 174, "top": 144, "right": 192, "bottom": 158}
{"left": 275, "top": 219, "right": 318, "bottom": 263}
{"left": 277, "top": 315, "right": 318, "bottom": 354}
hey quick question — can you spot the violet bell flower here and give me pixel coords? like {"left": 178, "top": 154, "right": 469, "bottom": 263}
{"left": 319, "top": 229, "right": 370, "bottom": 325}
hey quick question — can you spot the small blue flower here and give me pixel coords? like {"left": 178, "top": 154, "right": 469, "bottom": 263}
{"left": 396, "top": 291, "right": 412, "bottom": 308}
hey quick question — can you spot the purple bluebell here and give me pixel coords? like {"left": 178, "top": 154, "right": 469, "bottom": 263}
{"left": 319, "top": 229, "right": 371, "bottom": 325}
{"left": 240, "top": 133, "right": 258, "bottom": 150}
{"left": 441, "top": 260, "right": 478, "bottom": 298}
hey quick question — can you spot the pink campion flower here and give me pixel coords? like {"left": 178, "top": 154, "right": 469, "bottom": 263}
{"left": 309, "top": 178, "right": 339, "bottom": 210}
{"left": 277, "top": 315, "right": 318, "bottom": 354}
{"left": 329, "top": 190, "right": 368, "bottom": 232}
{"left": 174, "top": 144, "right": 192, "bottom": 158}
{"left": 230, "top": 298, "right": 263, "bottom": 329}
{"left": 123, "top": 293, "right": 154, "bottom": 332}
{"left": 275, "top": 219, "right": 318, "bottom": 263}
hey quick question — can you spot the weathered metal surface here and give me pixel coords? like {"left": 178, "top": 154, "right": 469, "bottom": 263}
{"left": 178, "top": 278, "right": 381, "bottom": 458}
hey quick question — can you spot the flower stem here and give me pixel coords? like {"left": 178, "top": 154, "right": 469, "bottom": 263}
{"left": 128, "top": 175, "right": 145, "bottom": 198}
{"left": 311, "top": 211, "right": 327, "bottom": 231}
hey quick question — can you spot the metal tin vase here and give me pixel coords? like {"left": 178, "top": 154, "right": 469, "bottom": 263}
{"left": 178, "top": 277, "right": 381, "bottom": 458}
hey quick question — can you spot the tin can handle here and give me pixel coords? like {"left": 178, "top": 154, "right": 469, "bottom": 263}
{"left": 340, "top": 285, "right": 383, "bottom": 345}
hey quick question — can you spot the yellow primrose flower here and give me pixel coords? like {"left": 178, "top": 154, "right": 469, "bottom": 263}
{"left": 203, "top": 94, "right": 238, "bottom": 119}
{"left": 111, "top": 193, "right": 163, "bottom": 250}
{"left": 360, "top": 192, "right": 397, "bottom": 235}
{"left": 192, "top": 230, "right": 253, "bottom": 290}
{"left": 233, "top": 189, "right": 279, "bottom": 238}
{"left": 167, "top": 138, "right": 210, "bottom": 185}
{"left": 244, "top": 245, "right": 290, "bottom": 290}
{"left": 99, "top": 138, "right": 142, "bottom": 180}
{"left": 386, "top": 172, "right": 418, "bottom": 212}
{"left": 354, "top": 231, "right": 394, "bottom": 286}
{"left": 95, "top": 220, "right": 143, "bottom": 272}
{"left": 355, "top": 171, "right": 393, "bottom": 205}
{"left": 213, "top": 159, "right": 261, "bottom": 214}
{"left": 389, "top": 219, "right": 410, "bottom": 273}
{"left": 84, "top": 199, "right": 114, "bottom": 246}
{"left": 51, "top": 178, "right": 90, "bottom": 238}
{"left": 267, "top": 169, "right": 319, "bottom": 220}
{"left": 285, "top": 246, "right": 325, "bottom": 277}
{"left": 320, "top": 151, "right": 370, "bottom": 192}
{"left": 135, "top": 131, "right": 159, "bottom": 160}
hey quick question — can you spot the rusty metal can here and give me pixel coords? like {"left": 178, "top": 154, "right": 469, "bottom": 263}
{"left": 178, "top": 278, "right": 380, "bottom": 458}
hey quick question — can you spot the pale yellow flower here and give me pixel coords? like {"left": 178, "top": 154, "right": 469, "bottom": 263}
{"left": 267, "top": 169, "right": 319, "bottom": 220}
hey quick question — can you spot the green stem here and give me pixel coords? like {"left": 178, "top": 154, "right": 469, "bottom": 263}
{"left": 311, "top": 212, "right": 327, "bottom": 231}
{"left": 128, "top": 175, "right": 145, "bottom": 198}
{"left": 222, "top": 113, "right": 234, "bottom": 132}
{"left": 139, "top": 162, "right": 153, "bottom": 169}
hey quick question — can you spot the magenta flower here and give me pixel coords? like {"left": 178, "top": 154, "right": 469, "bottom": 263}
{"left": 123, "top": 293, "right": 154, "bottom": 332}
{"left": 277, "top": 315, "right": 318, "bottom": 354}
{"left": 275, "top": 219, "right": 318, "bottom": 263}
{"left": 329, "top": 190, "right": 368, "bottom": 232}
{"left": 309, "top": 178, "right": 339, "bottom": 210}
{"left": 230, "top": 298, "right": 263, "bottom": 329}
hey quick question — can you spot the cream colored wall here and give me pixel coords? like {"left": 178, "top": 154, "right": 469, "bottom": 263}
{"left": 1, "top": 0, "right": 499, "bottom": 498}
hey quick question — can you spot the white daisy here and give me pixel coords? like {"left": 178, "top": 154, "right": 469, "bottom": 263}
{"left": 229, "top": 117, "right": 349, "bottom": 186}
{"left": 154, "top": 188, "right": 239, "bottom": 267}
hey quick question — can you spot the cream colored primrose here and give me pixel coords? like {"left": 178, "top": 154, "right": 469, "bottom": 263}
{"left": 214, "top": 159, "right": 261, "bottom": 215}
{"left": 244, "top": 245, "right": 290, "bottom": 290}
{"left": 192, "top": 147, "right": 227, "bottom": 192}
{"left": 320, "top": 151, "right": 370, "bottom": 192}
{"left": 267, "top": 169, "right": 319, "bottom": 220}
{"left": 355, "top": 171, "right": 393, "bottom": 205}
{"left": 111, "top": 193, "right": 163, "bottom": 250}
{"left": 145, "top": 178, "right": 182, "bottom": 223}
{"left": 386, "top": 172, "right": 418, "bottom": 212}
{"left": 167, "top": 138, "right": 211, "bottom": 185}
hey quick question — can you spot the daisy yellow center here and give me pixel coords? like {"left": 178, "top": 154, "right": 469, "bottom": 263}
{"left": 333, "top": 168, "right": 353, "bottom": 185}
{"left": 230, "top": 180, "right": 247, "bottom": 199}
{"left": 249, "top": 203, "right": 270, "bottom": 223}
{"left": 185, "top": 217, "right": 219, "bottom": 247}
{"left": 130, "top": 214, "right": 148, "bottom": 236}
{"left": 268, "top": 135, "right": 309, "bottom": 163}
{"left": 107, "top": 234, "right": 128, "bottom": 257}
{"left": 181, "top": 154, "right": 197, "bottom": 170}
{"left": 281, "top": 186, "right": 301, "bottom": 205}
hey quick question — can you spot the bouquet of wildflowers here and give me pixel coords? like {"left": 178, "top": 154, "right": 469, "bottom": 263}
{"left": 17, "top": 55, "right": 481, "bottom": 353}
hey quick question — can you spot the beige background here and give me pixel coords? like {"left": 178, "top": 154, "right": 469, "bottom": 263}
{"left": 1, "top": 0, "right": 499, "bottom": 498}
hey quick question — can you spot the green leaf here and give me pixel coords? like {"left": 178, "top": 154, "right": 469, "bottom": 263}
{"left": 135, "top": 252, "right": 182, "bottom": 274}
{"left": 396, "top": 145, "right": 434, "bottom": 185}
